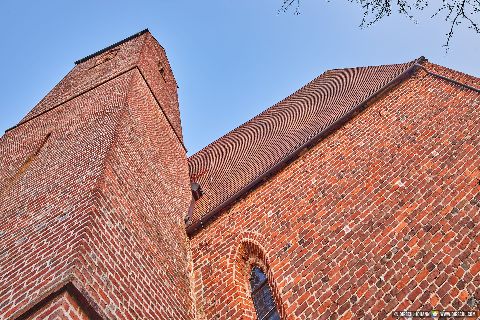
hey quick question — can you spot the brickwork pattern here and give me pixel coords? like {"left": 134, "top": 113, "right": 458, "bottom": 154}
{"left": 0, "top": 73, "right": 130, "bottom": 319}
{"left": 0, "top": 32, "right": 193, "bottom": 319}
{"left": 138, "top": 34, "right": 184, "bottom": 142}
{"left": 72, "top": 69, "right": 193, "bottom": 319}
{"left": 2, "top": 29, "right": 479, "bottom": 320}
{"left": 27, "top": 291, "right": 90, "bottom": 320}
{"left": 19, "top": 35, "right": 145, "bottom": 125}
{"left": 188, "top": 62, "right": 416, "bottom": 222}
{"left": 190, "top": 62, "right": 480, "bottom": 319}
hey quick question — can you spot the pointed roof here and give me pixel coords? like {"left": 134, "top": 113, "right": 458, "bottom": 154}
{"left": 187, "top": 58, "right": 425, "bottom": 234}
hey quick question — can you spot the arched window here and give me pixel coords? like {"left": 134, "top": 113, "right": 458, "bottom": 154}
{"left": 250, "top": 266, "right": 280, "bottom": 320}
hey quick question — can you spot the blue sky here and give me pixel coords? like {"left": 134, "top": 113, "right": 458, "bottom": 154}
{"left": 0, "top": 1, "right": 479, "bottom": 155}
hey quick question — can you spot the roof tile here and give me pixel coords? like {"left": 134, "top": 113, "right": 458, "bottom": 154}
{"left": 188, "top": 60, "right": 418, "bottom": 226}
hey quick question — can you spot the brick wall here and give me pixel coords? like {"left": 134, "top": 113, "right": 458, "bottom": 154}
{"left": 0, "top": 73, "right": 130, "bottom": 319}
{"left": 2, "top": 29, "right": 479, "bottom": 320}
{"left": 27, "top": 291, "right": 90, "bottom": 320}
{"left": 0, "top": 32, "right": 193, "bottom": 319}
{"left": 190, "top": 63, "right": 480, "bottom": 319}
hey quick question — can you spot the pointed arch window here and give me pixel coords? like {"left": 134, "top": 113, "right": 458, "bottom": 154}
{"left": 250, "top": 266, "right": 280, "bottom": 320}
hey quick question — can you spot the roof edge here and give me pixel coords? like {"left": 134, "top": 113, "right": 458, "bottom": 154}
{"left": 415, "top": 63, "right": 480, "bottom": 94}
{"left": 186, "top": 56, "right": 427, "bottom": 236}
{"left": 74, "top": 29, "right": 149, "bottom": 65}
{"left": 188, "top": 60, "right": 424, "bottom": 161}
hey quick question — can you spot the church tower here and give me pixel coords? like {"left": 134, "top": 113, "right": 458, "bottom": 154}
{"left": 0, "top": 30, "right": 194, "bottom": 319}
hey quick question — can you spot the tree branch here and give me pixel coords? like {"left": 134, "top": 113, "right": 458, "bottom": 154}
{"left": 280, "top": 0, "right": 480, "bottom": 49}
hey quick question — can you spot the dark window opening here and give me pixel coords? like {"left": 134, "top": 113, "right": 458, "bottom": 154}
{"left": 250, "top": 266, "right": 280, "bottom": 320}
{"left": 158, "top": 63, "right": 166, "bottom": 83}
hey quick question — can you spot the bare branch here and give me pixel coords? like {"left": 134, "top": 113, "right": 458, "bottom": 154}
{"left": 280, "top": 0, "right": 301, "bottom": 14}
{"left": 433, "top": 0, "right": 480, "bottom": 49}
{"left": 279, "top": 0, "right": 480, "bottom": 49}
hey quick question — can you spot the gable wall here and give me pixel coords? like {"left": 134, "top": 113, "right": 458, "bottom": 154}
{"left": 190, "top": 63, "right": 480, "bottom": 319}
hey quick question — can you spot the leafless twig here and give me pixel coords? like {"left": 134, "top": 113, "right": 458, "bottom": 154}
{"left": 280, "top": 0, "right": 301, "bottom": 14}
{"left": 280, "top": 0, "right": 480, "bottom": 49}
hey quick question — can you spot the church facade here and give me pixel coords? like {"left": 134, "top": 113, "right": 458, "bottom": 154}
{"left": 0, "top": 30, "right": 478, "bottom": 319}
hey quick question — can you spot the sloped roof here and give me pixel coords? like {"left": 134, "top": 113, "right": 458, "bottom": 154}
{"left": 187, "top": 58, "right": 423, "bottom": 233}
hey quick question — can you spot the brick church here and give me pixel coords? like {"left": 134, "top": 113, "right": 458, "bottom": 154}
{"left": 0, "top": 29, "right": 479, "bottom": 319}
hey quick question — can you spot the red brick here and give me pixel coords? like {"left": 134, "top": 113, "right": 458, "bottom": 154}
{"left": 2, "top": 31, "right": 480, "bottom": 320}
{"left": 190, "top": 61, "right": 480, "bottom": 319}
{"left": 0, "top": 31, "right": 193, "bottom": 319}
